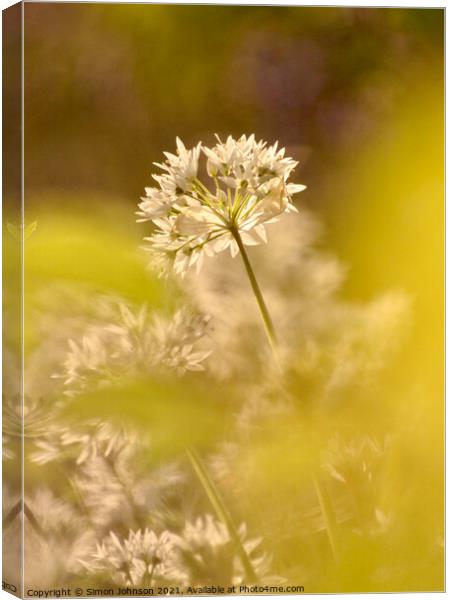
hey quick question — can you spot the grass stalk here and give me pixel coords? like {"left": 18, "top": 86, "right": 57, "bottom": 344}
{"left": 186, "top": 447, "right": 258, "bottom": 582}
{"left": 313, "top": 475, "right": 340, "bottom": 563}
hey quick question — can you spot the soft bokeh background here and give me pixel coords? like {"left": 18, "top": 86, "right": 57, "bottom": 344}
{"left": 4, "top": 4, "right": 443, "bottom": 594}
{"left": 20, "top": 4, "right": 444, "bottom": 328}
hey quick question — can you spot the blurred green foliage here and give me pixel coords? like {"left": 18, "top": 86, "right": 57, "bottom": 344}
{"left": 62, "top": 376, "right": 232, "bottom": 462}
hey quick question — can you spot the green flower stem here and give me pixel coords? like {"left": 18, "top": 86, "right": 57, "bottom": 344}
{"left": 232, "top": 226, "right": 340, "bottom": 562}
{"left": 313, "top": 475, "right": 340, "bottom": 563}
{"left": 186, "top": 447, "right": 258, "bottom": 582}
{"left": 231, "top": 228, "right": 281, "bottom": 368}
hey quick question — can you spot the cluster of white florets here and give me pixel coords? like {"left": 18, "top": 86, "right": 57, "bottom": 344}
{"left": 81, "top": 514, "right": 268, "bottom": 587}
{"left": 137, "top": 135, "right": 306, "bottom": 276}
{"left": 57, "top": 303, "right": 211, "bottom": 395}
{"left": 84, "top": 529, "right": 184, "bottom": 586}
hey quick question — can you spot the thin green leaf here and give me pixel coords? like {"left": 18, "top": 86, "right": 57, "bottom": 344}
{"left": 187, "top": 447, "right": 258, "bottom": 582}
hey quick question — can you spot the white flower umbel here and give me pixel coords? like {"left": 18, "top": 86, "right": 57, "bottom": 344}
{"left": 138, "top": 135, "right": 305, "bottom": 277}
{"left": 138, "top": 135, "right": 305, "bottom": 357}
{"left": 30, "top": 419, "right": 137, "bottom": 466}
{"left": 322, "top": 434, "right": 392, "bottom": 536}
{"left": 57, "top": 303, "right": 211, "bottom": 396}
{"left": 177, "top": 514, "right": 270, "bottom": 586}
{"left": 22, "top": 488, "right": 95, "bottom": 588}
{"left": 83, "top": 529, "right": 184, "bottom": 586}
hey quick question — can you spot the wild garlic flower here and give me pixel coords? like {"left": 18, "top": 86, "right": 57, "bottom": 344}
{"left": 137, "top": 135, "right": 306, "bottom": 276}
{"left": 151, "top": 307, "right": 212, "bottom": 375}
{"left": 83, "top": 529, "right": 184, "bottom": 586}
{"left": 58, "top": 304, "right": 211, "bottom": 395}
{"left": 3, "top": 394, "right": 60, "bottom": 461}
{"left": 177, "top": 514, "right": 270, "bottom": 585}
{"left": 322, "top": 434, "right": 392, "bottom": 535}
{"left": 20, "top": 488, "right": 96, "bottom": 588}
{"left": 323, "top": 434, "right": 389, "bottom": 486}
{"left": 30, "top": 419, "right": 158, "bottom": 532}
{"left": 31, "top": 419, "right": 138, "bottom": 466}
